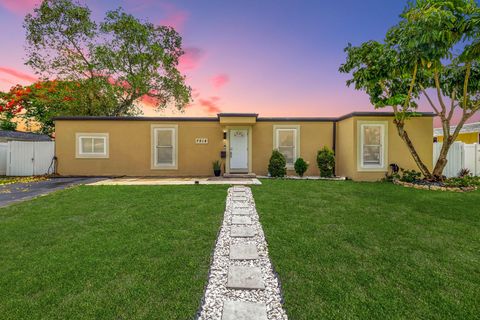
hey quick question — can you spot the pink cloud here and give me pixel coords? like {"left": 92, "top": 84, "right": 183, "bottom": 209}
{"left": 178, "top": 47, "right": 205, "bottom": 72}
{"left": 0, "top": 66, "right": 38, "bottom": 83}
{"left": 199, "top": 96, "right": 222, "bottom": 114}
{"left": 140, "top": 95, "right": 159, "bottom": 108}
{"left": 159, "top": 3, "right": 189, "bottom": 31}
{"left": 211, "top": 73, "right": 230, "bottom": 89}
{"left": 0, "top": 78, "right": 14, "bottom": 85}
{"left": 191, "top": 88, "right": 201, "bottom": 99}
{"left": 0, "top": 0, "right": 39, "bottom": 14}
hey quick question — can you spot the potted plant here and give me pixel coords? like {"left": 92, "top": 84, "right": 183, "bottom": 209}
{"left": 212, "top": 160, "right": 222, "bottom": 177}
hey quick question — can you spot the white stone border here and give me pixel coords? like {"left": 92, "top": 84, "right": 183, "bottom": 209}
{"left": 197, "top": 186, "right": 288, "bottom": 320}
{"left": 393, "top": 179, "right": 477, "bottom": 192}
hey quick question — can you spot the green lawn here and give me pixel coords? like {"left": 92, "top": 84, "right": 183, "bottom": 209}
{"left": 0, "top": 185, "right": 227, "bottom": 320}
{"left": 253, "top": 180, "right": 480, "bottom": 320}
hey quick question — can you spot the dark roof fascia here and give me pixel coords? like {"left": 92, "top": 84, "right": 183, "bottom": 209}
{"left": 257, "top": 117, "right": 337, "bottom": 122}
{"left": 53, "top": 116, "right": 218, "bottom": 122}
{"left": 54, "top": 112, "right": 436, "bottom": 123}
{"left": 217, "top": 113, "right": 259, "bottom": 118}
{"left": 336, "top": 111, "right": 436, "bottom": 122}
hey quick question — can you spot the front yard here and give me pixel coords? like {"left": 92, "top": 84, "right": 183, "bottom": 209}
{"left": 253, "top": 180, "right": 480, "bottom": 320}
{"left": 0, "top": 185, "right": 227, "bottom": 319}
{"left": 1, "top": 180, "right": 479, "bottom": 319}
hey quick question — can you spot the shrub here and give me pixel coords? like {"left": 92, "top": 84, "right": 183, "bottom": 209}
{"left": 294, "top": 158, "right": 309, "bottom": 177}
{"left": 268, "top": 150, "right": 287, "bottom": 178}
{"left": 444, "top": 176, "right": 479, "bottom": 188}
{"left": 317, "top": 147, "right": 335, "bottom": 177}
{"left": 458, "top": 168, "right": 471, "bottom": 178}
{"left": 399, "top": 168, "right": 421, "bottom": 183}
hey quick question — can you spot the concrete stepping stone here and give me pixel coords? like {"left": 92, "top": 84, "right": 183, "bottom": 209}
{"left": 232, "top": 196, "right": 248, "bottom": 201}
{"left": 227, "top": 266, "right": 265, "bottom": 289}
{"left": 230, "top": 243, "right": 259, "bottom": 260}
{"left": 233, "top": 203, "right": 249, "bottom": 208}
{"left": 222, "top": 300, "right": 267, "bottom": 320}
{"left": 232, "top": 194, "right": 247, "bottom": 199}
{"left": 231, "top": 226, "right": 256, "bottom": 237}
{"left": 231, "top": 215, "right": 252, "bottom": 225}
{"left": 232, "top": 186, "right": 247, "bottom": 191}
{"left": 232, "top": 209, "right": 251, "bottom": 216}
{"left": 232, "top": 191, "right": 247, "bottom": 196}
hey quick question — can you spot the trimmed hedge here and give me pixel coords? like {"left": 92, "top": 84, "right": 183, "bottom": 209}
{"left": 268, "top": 150, "right": 287, "bottom": 177}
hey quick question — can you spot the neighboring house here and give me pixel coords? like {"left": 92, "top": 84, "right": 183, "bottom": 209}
{"left": 54, "top": 112, "right": 434, "bottom": 181}
{"left": 434, "top": 122, "right": 480, "bottom": 144}
{"left": 0, "top": 130, "right": 52, "bottom": 143}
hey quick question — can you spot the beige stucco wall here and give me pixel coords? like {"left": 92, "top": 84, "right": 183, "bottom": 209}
{"left": 336, "top": 116, "right": 433, "bottom": 181}
{"left": 335, "top": 117, "right": 355, "bottom": 179}
{"left": 251, "top": 121, "right": 334, "bottom": 176}
{"left": 55, "top": 115, "right": 433, "bottom": 180}
{"left": 55, "top": 120, "right": 224, "bottom": 176}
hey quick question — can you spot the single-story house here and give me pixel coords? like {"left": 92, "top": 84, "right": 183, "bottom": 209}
{"left": 434, "top": 122, "right": 480, "bottom": 144}
{"left": 54, "top": 112, "right": 434, "bottom": 181}
{"left": 0, "top": 130, "right": 52, "bottom": 143}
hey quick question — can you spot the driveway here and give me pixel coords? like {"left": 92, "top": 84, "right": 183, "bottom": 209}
{"left": 0, "top": 177, "right": 104, "bottom": 208}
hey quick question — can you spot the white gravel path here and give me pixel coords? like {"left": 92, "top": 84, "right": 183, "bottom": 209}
{"left": 197, "top": 186, "right": 288, "bottom": 320}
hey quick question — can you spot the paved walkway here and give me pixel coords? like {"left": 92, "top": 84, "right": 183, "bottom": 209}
{"left": 197, "top": 186, "right": 288, "bottom": 320}
{"left": 0, "top": 177, "right": 104, "bottom": 208}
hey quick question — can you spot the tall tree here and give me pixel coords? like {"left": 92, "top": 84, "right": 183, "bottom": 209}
{"left": 340, "top": 0, "right": 480, "bottom": 179}
{"left": 23, "top": 0, "right": 191, "bottom": 117}
{"left": 1, "top": 80, "right": 86, "bottom": 135}
{"left": 0, "top": 90, "right": 22, "bottom": 130}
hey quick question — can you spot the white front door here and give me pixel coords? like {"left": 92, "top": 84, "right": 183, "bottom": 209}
{"left": 230, "top": 129, "right": 248, "bottom": 172}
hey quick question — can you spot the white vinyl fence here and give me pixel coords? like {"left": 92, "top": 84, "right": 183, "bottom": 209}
{"left": 433, "top": 142, "right": 480, "bottom": 177}
{"left": 0, "top": 143, "right": 7, "bottom": 175}
{"left": 0, "top": 141, "right": 55, "bottom": 176}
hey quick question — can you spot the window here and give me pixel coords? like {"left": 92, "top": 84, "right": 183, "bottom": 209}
{"left": 152, "top": 125, "right": 178, "bottom": 169}
{"left": 76, "top": 133, "right": 108, "bottom": 158}
{"left": 358, "top": 122, "right": 387, "bottom": 170}
{"left": 274, "top": 126, "right": 300, "bottom": 168}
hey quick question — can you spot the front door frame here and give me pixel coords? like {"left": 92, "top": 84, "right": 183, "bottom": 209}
{"left": 225, "top": 126, "right": 253, "bottom": 174}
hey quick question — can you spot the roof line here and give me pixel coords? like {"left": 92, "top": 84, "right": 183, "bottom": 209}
{"left": 217, "top": 113, "right": 259, "bottom": 118}
{"left": 335, "top": 111, "right": 435, "bottom": 121}
{"left": 53, "top": 116, "right": 219, "bottom": 122}
{"left": 54, "top": 111, "right": 436, "bottom": 122}
{"left": 257, "top": 117, "right": 337, "bottom": 122}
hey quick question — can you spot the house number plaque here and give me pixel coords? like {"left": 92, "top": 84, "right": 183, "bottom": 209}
{"left": 195, "top": 138, "right": 208, "bottom": 144}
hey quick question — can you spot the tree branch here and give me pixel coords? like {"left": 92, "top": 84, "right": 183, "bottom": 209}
{"left": 447, "top": 88, "right": 457, "bottom": 122}
{"left": 420, "top": 84, "right": 441, "bottom": 115}
{"left": 449, "top": 110, "right": 473, "bottom": 144}
{"left": 434, "top": 68, "right": 447, "bottom": 115}
{"left": 403, "top": 62, "right": 418, "bottom": 111}
{"left": 462, "top": 61, "right": 471, "bottom": 110}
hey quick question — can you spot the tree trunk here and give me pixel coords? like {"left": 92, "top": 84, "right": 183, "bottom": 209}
{"left": 432, "top": 140, "right": 450, "bottom": 178}
{"left": 394, "top": 120, "right": 432, "bottom": 178}
{"left": 432, "top": 112, "right": 472, "bottom": 178}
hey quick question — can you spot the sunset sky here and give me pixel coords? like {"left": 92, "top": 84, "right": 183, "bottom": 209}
{"left": 0, "top": 0, "right": 478, "bottom": 125}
